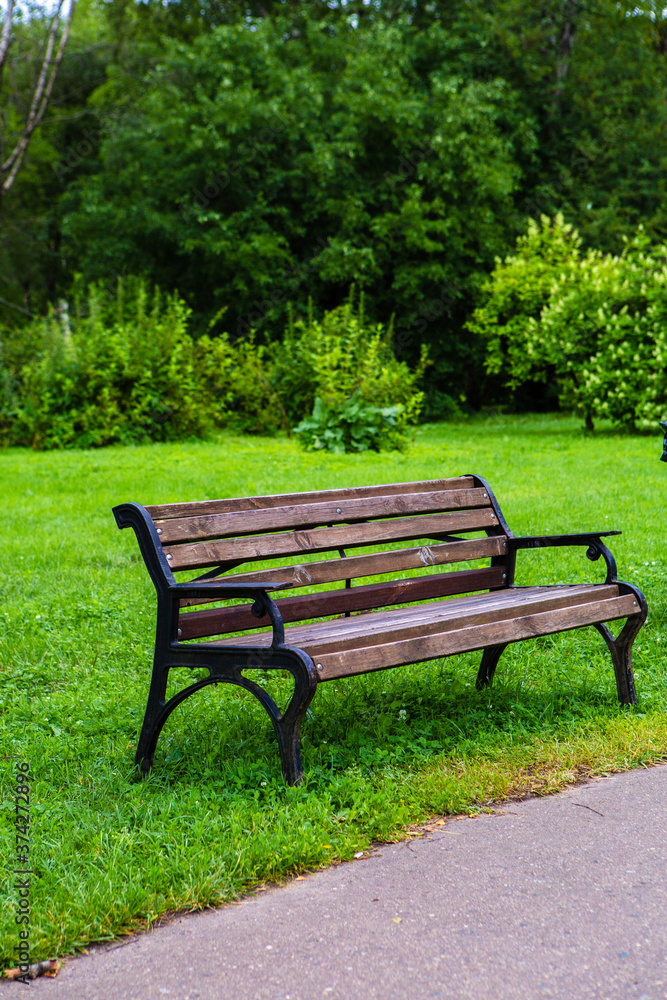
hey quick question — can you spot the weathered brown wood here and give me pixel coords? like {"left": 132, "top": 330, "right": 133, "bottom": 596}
{"left": 179, "top": 536, "right": 508, "bottom": 607}
{"left": 147, "top": 477, "right": 476, "bottom": 521}
{"left": 209, "top": 584, "right": 618, "bottom": 651}
{"left": 157, "top": 488, "right": 491, "bottom": 544}
{"left": 165, "top": 509, "right": 502, "bottom": 570}
{"left": 178, "top": 566, "right": 507, "bottom": 640}
{"left": 295, "top": 585, "right": 621, "bottom": 653}
{"left": 311, "top": 593, "right": 639, "bottom": 679}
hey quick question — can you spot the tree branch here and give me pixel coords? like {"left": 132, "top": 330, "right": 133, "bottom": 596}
{"left": 2, "top": 0, "right": 65, "bottom": 173}
{"left": 0, "top": 292, "right": 33, "bottom": 317}
{"left": 1, "top": 0, "right": 76, "bottom": 197}
{"left": 0, "top": 0, "right": 15, "bottom": 84}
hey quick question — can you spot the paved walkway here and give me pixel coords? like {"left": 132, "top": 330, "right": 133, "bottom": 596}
{"left": 5, "top": 765, "right": 667, "bottom": 1000}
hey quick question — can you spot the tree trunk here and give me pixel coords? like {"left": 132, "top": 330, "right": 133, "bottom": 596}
{"left": 553, "top": 0, "right": 581, "bottom": 105}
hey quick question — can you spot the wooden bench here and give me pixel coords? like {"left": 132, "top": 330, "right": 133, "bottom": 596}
{"left": 113, "top": 476, "right": 647, "bottom": 784}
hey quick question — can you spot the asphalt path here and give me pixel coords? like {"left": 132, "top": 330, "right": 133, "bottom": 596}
{"left": 4, "top": 765, "right": 667, "bottom": 1000}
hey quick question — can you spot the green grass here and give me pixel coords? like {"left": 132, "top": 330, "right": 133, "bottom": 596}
{"left": 2, "top": 412, "right": 667, "bottom": 965}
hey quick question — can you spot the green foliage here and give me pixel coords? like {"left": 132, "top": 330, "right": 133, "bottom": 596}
{"left": 294, "top": 393, "right": 403, "bottom": 454}
{"left": 468, "top": 216, "right": 667, "bottom": 431}
{"left": 59, "top": 7, "right": 537, "bottom": 399}
{"left": 219, "top": 332, "right": 290, "bottom": 436}
{"left": 541, "top": 235, "right": 667, "bottom": 432}
{"left": 284, "top": 291, "right": 427, "bottom": 421}
{"left": 280, "top": 291, "right": 427, "bottom": 451}
{"left": 7, "top": 2, "right": 667, "bottom": 403}
{"left": 1, "top": 278, "right": 232, "bottom": 449}
{"left": 0, "top": 281, "right": 425, "bottom": 451}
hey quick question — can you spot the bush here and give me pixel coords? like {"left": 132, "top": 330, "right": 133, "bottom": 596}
{"left": 1, "top": 279, "right": 234, "bottom": 449}
{"left": 468, "top": 215, "right": 667, "bottom": 431}
{"left": 0, "top": 282, "right": 427, "bottom": 451}
{"left": 275, "top": 290, "right": 428, "bottom": 450}
{"left": 218, "top": 332, "right": 289, "bottom": 436}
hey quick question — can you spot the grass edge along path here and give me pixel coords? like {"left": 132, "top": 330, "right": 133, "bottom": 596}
{"left": 30, "top": 731, "right": 667, "bottom": 965}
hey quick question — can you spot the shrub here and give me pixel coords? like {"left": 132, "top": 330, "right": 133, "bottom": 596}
{"left": 0, "top": 282, "right": 427, "bottom": 451}
{"left": 468, "top": 215, "right": 667, "bottom": 431}
{"left": 275, "top": 289, "right": 428, "bottom": 450}
{"left": 220, "top": 333, "right": 289, "bottom": 436}
{"left": 2, "top": 279, "right": 233, "bottom": 449}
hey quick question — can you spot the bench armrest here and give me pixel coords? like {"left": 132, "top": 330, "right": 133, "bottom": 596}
{"left": 170, "top": 581, "right": 287, "bottom": 646}
{"left": 508, "top": 532, "right": 620, "bottom": 584}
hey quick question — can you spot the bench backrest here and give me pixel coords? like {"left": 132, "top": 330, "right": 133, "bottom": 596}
{"left": 139, "top": 476, "right": 512, "bottom": 642}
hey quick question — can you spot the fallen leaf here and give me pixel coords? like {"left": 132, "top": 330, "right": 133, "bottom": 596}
{"left": 295, "top": 876, "right": 306, "bottom": 881}
{"left": 392, "top": 917, "right": 402, "bottom": 924}
{"left": 323, "top": 845, "right": 332, "bottom": 849}
{"left": 435, "top": 819, "right": 446, "bottom": 826}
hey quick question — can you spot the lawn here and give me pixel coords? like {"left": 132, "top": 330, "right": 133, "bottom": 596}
{"left": 1, "top": 413, "right": 667, "bottom": 966}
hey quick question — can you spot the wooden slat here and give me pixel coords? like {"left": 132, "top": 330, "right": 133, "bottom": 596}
{"left": 179, "top": 536, "right": 508, "bottom": 606}
{"left": 208, "top": 585, "right": 615, "bottom": 650}
{"left": 178, "top": 567, "right": 506, "bottom": 640}
{"left": 166, "top": 509, "right": 501, "bottom": 570}
{"left": 157, "top": 488, "right": 491, "bottom": 544}
{"left": 291, "top": 585, "right": 620, "bottom": 654}
{"left": 146, "top": 477, "right": 475, "bottom": 521}
{"left": 313, "top": 593, "right": 638, "bottom": 679}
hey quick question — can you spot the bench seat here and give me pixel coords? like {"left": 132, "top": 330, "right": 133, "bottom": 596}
{"left": 208, "top": 583, "right": 637, "bottom": 678}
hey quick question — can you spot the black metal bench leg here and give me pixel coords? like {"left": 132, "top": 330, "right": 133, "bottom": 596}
{"left": 594, "top": 617, "right": 642, "bottom": 706}
{"left": 239, "top": 651, "right": 318, "bottom": 785}
{"left": 135, "top": 658, "right": 170, "bottom": 776}
{"left": 135, "top": 648, "right": 318, "bottom": 784}
{"left": 273, "top": 682, "right": 316, "bottom": 786}
{"left": 476, "top": 643, "right": 508, "bottom": 690}
{"left": 593, "top": 584, "right": 647, "bottom": 706}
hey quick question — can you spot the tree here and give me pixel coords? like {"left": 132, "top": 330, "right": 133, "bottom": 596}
{"left": 0, "top": 0, "right": 76, "bottom": 207}
{"left": 60, "top": 11, "right": 536, "bottom": 409}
